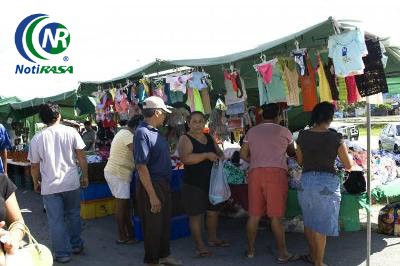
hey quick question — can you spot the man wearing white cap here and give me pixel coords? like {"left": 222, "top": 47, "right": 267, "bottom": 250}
{"left": 134, "top": 97, "right": 182, "bottom": 266}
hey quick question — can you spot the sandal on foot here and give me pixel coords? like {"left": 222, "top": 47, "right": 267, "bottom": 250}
{"left": 208, "top": 240, "right": 230, "bottom": 247}
{"left": 116, "top": 238, "right": 139, "bottom": 245}
{"left": 244, "top": 250, "right": 254, "bottom": 258}
{"left": 196, "top": 250, "right": 213, "bottom": 258}
{"left": 300, "top": 254, "right": 314, "bottom": 264}
{"left": 277, "top": 254, "right": 301, "bottom": 264}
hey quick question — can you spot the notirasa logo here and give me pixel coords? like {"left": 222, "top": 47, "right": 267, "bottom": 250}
{"left": 14, "top": 13, "right": 73, "bottom": 74}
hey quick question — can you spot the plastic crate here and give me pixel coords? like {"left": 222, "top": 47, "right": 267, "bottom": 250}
{"left": 80, "top": 198, "right": 115, "bottom": 219}
{"left": 80, "top": 183, "right": 112, "bottom": 201}
{"left": 133, "top": 215, "right": 190, "bottom": 241}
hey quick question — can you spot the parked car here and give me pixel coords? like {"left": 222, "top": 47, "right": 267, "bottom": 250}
{"left": 330, "top": 122, "right": 359, "bottom": 141}
{"left": 379, "top": 123, "right": 400, "bottom": 152}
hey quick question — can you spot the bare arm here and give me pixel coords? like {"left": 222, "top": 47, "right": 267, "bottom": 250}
{"left": 177, "top": 135, "right": 214, "bottom": 165}
{"left": 213, "top": 139, "right": 224, "bottom": 158}
{"left": 30, "top": 163, "right": 41, "bottom": 192}
{"left": 76, "top": 149, "right": 89, "bottom": 188}
{"left": 338, "top": 143, "right": 353, "bottom": 170}
{"left": 0, "top": 149, "right": 7, "bottom": 175}
{"left": 136, "top": 164, "right": 161, "bottom": 213}
{"left": 240, "top": 142, "right": 250, "bottom": 162}
{"left": 4, "top": 193, "right": 24, "bottom": 254}
{"left": 295, "top": 143, "right": 303, "bottom": 165}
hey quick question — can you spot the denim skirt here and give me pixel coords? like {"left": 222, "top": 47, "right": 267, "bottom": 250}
{"left": 298, "top": 171, "right": 341, "bottom": 236}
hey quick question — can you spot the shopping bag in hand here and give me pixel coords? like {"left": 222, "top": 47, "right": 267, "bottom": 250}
{"left": 209, "top": 161, "right": 231, "bottom": 205}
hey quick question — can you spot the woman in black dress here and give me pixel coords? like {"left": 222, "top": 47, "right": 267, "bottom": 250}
{"left": 178, "top": 112, "right": 229, "bottom": 257}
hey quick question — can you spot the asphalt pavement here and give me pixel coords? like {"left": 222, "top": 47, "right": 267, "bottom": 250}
{"left": 16, "top": 189, "right": 400, "bottom": 266}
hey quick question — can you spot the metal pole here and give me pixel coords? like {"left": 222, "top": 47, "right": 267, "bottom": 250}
{"left": 366, "top": 96, "right": 371, "bottom": 266}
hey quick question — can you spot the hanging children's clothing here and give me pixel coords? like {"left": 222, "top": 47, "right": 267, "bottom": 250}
{"left": 266, "top": 65, "right": 287, "bottom": 103}
{"left": 299, "top": 57, "right": 318, "bottom": 111}
{"left": 186, "top": 88, "right": 204, "bottom": 113}
{"left": 165, "top": 74, "right": 190, "bottom": 94}
{"left": 189, "top": 72, "right": 208, "bottom": 90}
{"left": 224, "top": 71, "right": 247, "bottom": 105}
{"left": 328, "top": 29, "right": 368, "bottom": 77}
{"left": 290, "top": 48, "right": 308, "bottom": 76}
{"left": 323, "top": 58, "right": 340, "bottom": 100}
{"left": 355, "top": 39, "right": 388, "bottom": 97}
{"left": 345, "top": 76, "right": 360, "bottom": 104}
{"left": 282, "top": 64, "right": 300, "bottom": 106}
{"left": 317, "top": 56, "right": 333, "bottom": 102}
{"left": 200, "top": 87, "right": 212, "bottom": 115}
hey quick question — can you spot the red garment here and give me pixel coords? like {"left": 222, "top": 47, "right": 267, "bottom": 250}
{"left": 299, "top": 57, "right": 318, "bottom": 112}
{"left": 224, "top": 70, "right": 239, "bottom": 92}
{"left": 345, "top": 76, "right": 360, "bottom": 104}
{"left": 103, "top": 117, "right": 117, "bottom": 128}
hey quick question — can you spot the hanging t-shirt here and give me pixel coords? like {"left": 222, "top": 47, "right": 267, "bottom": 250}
{"left": 317, "top": 57, "right": 333, "bottom": 102}
{"left": 355, "top": 39, "right": 388, "bottom": 97}
{"left": 328, "top": 29, "right": 368, "bottom": 77}
{"left": 189, "top": 72, "right": 208, "bottom": 90}
{"left": 345, "top": 76, "right": 359, "bottom": 104}
{"left": 324, "top": 58, "right": 339, "bottom": 100}
{"left": 257, "top": 73, "right": 269, "bottom": 106}
{"left": 266, "top": 65, "right": 287, "bottom": 103}
{"left": 300, "top": 57, "right": 318, "bottom": 112}
{"left": 283, "top": 65, "right": 300, "bottom": 106}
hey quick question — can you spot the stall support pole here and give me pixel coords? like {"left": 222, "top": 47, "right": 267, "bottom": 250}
{"left": 366, "top": 96, "right": 371, "bottom": 266}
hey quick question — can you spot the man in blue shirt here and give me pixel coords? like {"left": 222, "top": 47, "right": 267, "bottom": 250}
{"left": 134, "top": 96, "right": 182, "bottom": 266}
{"left": 0, "top": 123, "right": 11, "bottom": 175}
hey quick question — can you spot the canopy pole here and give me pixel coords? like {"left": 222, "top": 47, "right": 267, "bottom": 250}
{"left": 366, "top": 96, "right": 371, "bottom": 266}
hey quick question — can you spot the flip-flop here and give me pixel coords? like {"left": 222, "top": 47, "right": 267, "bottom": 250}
{"left": 276, "top": 254, "right": 301, "bottom": 264}
{"left": 159, "top": 257, "right": 183, "bottom": 266}
{"left": 300, "top": 254, "right": 314, "bottom": 264}
{"left": 116, "top": 239, "right": 139, "bottom": 245}
{"left": 208, "top": 240, "right": 230, "bottom": 247}
{"left": 196, "top": 250, "right": 213, "bottom": 258}
{"left": 244, "top": 250, "right": 254, "bottom": 259}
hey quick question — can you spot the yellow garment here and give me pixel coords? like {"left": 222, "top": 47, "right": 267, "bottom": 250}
{"left": 139, "top": 78, "right": 151, "bottom": 95}
{"left": 338, "top": 77, "right": 347, "bottom": 101}
{"left": 200, "top": 87, "right": 212, "bottom": 115}
{"left": 283, "top": 65, "right": 300, "bottom": 106}
{"left": 104, "top": 129, "right": 134, "bottom": 181}
{"left": 317, "top": 58, "right": 333, "bottom": 102}
{"left": 193, "top": 88, "right": 205, "bottom": 113}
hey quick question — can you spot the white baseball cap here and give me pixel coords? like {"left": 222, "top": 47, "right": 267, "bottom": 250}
{"left": 142, "top": 96, "right": 172, "bottom": 113}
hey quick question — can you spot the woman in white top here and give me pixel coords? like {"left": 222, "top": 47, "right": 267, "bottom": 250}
{"left": 104, "top": 115, "right": 143, "bottom": 244}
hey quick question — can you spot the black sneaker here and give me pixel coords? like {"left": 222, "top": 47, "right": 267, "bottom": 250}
{"left": 55, "top": 256, "right": 71, "bottom": 263}
{"left": 72, "top": 246, "right": 84, "bottom": 255}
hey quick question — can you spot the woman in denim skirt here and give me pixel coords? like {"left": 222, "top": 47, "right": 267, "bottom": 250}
{"left": 295, "top": 102, "right": 352, "bottom": 266}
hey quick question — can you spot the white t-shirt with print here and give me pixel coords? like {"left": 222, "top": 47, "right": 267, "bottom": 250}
{"left": 28, "top": 124, "right": 86, "bottom": 195}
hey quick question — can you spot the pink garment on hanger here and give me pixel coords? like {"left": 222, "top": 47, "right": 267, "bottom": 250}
{"left": 345, "top": 76, "right": 360, "bottom": 104}
{"left": 256, "top": 63, "right": 274, "bottom": 84}
{"left": 115, "top": 92, "right": 129, "bottom": 113}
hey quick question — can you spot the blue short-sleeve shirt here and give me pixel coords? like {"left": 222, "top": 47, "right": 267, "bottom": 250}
{"left": 134, "top": 122, "right": 171, "bottom": 181}
{"left": 0, "top": 124, "right": 11, "bottom": 174}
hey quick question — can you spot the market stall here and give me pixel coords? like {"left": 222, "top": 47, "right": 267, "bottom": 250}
{"left": 75, "top": 18, "right": 400, "bottom": 236}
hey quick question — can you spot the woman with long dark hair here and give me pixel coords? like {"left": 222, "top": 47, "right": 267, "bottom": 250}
{"left": 295, "top": 102, "right": 352, "bottom": 266}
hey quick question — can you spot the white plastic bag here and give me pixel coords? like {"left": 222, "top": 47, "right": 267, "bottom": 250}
{"left": 209, "top": 161, "right": 231, "bottom": 205}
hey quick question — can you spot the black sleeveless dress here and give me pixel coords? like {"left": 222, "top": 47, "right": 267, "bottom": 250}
{"left": 183, "top": 134, "right": 216, "bottom": 193}
{"left": 181, "top": 134, "right": 221, "bottom": 216}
